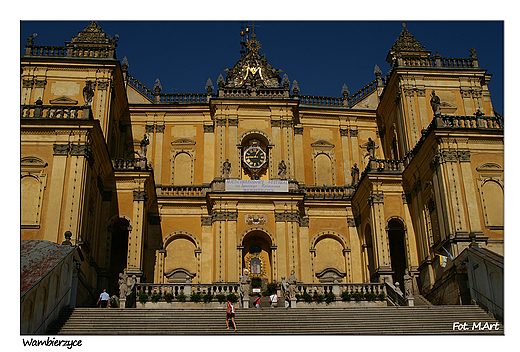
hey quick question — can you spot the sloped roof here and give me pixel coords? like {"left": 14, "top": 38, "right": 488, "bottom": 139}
{"left": 21, "top": 239, "right": 76, "bottom": 296}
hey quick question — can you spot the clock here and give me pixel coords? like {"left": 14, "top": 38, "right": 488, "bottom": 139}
{"left": 243, "top": 146, "right": 266, "bottom": 169}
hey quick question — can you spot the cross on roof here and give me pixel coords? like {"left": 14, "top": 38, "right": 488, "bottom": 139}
{"left": 247, "top": 21, "right": 259, "bottom": 38}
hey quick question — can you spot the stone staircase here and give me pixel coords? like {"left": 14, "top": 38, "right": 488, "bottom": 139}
{"left": 48, "top": 305, "right": 502, "bottom": 335}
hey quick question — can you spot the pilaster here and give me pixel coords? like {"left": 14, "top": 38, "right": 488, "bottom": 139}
{"left": 127, "top": 188, "right": 147, "bottom": 277}
{"left": 44, "top": 144, "right": 69, "bottom": 242}
{"left": 368, "top": 192, "right": 392, "bottom": 282}
{"left": 340, "top": 128, "right": 351, "bottom": 184}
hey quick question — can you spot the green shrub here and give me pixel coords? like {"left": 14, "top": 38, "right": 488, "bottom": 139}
{"left": 312, "top": 292, "right": 325, "bottom": 303}
{"left": 164, "top": 293, "right": 175, "bottom": 303}
{"left": 251, "top": 277, "right": 262, "bottom": 288}
{"left": 176, "top": 292, "right": 186, "bottom": 302}
{"left": 190, "top": 292, "right": 202, "bottom": 303}
{"left": 151, "top": 293, "right": 162, "bottom": 303}
{"left": 378, "top": 292, "right": 386, "bottom": 301}
{"left": 266, "top": 282, "right": 278, "bottom": 294}
{"left": 216, "top": 294, "right": 227, "bottom": 303}
{"left": 138, "top": 293, "right": 149, "bottom": 303}
{"left": 325, "top": 292, "right": 336, "bottom": 304}
{"left": 226, "top": 293, "right": 239, "bottom": 303}
{"left": 301, "top": 292, "right": 313, "bottom": 303}
{"left": 341, "top": 291, "right": 352, "bottom": 301}
{"left": 203, "top": 293, "right": 214, "bottom": 303}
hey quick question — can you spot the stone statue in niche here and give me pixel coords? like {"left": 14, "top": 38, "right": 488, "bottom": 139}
{"left": 278, "top": 160, "right": 287, "bottom": 180}
{"left": 351, "top": 163, "right": 360, "bottom": 185}
{"left": 430, "top": 90, "right": 441, "bottom": 116}
{"left": 222, "top": 159, "right": 231, "bottom": 179}
{"left": 366, "top": 138, "right": 376, "bottom": 159}
{"left": 83, "top": 81, "right": 94, "bottom": 106}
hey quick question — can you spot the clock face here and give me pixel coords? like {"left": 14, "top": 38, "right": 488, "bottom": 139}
{"left": 244, "top": 146, "right": 266, "bottom": 169}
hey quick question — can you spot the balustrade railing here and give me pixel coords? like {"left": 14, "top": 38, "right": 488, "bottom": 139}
{"left": 299, "top": 95, "right": 346, "bottom": 107}
{"left": 137, "top": 283, "right": 240, "bottom": 297}
{"left": 295, "top": 283, "right": 386, "bottom": 297}
{"left": 395, "top": 55, "right": 476, "bottom": 69}
{"left": 156, "top": 185, "right": 209, "bottom": 197}
{"left": 348, "top": 79, "right": 378, "bottom": 107}
{"left": 21, "top": 104, "right": 92, "bottom": 120}
{"left": 126, "top": 74, "right": 154, "bottom": 102}
{"left": 25, "top": 45, "right": 115, "bottom": 59}
{"left": 112, "top": 157, "right": 149, "bottom": 170}
{"left": 158, "top": 93, "right": 210, "bottom": 104}
{"left": 302, "top": 186, "right": 355, "bottom": 200}
{"left": 436, "top": 115, "right": 503, "bottom": 130}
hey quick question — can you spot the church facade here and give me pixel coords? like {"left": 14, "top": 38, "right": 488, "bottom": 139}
{"left": 21, "top": 22, "right": 503, "bottom": 307}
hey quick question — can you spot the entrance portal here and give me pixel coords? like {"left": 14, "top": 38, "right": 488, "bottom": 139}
{"left": 242, "top": 231, "right": 272, "bottom": 283}
{"left": 109, "top": 218, "right": 130, "bottom": 295}
{"left": 388, "top": 219, "right": 407, "bottom": 285}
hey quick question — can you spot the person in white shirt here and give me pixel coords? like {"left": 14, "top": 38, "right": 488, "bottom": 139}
{"left": 269, "top": 293, "right": 278, "bottom": 308}
{"left": 97, "top": 289, "right": 110, "bottom": 308}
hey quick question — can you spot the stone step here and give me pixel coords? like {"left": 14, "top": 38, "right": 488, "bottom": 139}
{"left": 50, "top": 306, "right": 502, "bottom": 335}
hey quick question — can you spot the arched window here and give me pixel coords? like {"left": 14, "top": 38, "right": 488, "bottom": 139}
{"left": 315, "top": 153, "right": 333, "bottom": 186}
{"left": 481, "top": 180, "right": 504, "bottom": 227}
{"left": 173, "top": 152, "right": 192, "bottom": 185}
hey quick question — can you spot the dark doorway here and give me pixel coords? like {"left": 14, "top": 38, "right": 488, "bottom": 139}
{"left": 109, "top": 218, "right": 130, "bottom": 295}
{"left": 388, "top": 219, "right": 407, "bottom": 285}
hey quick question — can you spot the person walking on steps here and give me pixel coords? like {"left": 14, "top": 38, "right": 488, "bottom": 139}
{"left": 226, "top": 299, "right": 237, "bottom": 332}
{"left": 97, "top": 289, "right": 110, "bottom": 308}
{"left": 269, "top": 292, "right": 278, "bottom": 308}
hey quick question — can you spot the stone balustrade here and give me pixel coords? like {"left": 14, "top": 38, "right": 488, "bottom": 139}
{"left": 299, "top": 95, "right": 346, "bottom": 107}
{"left": 25, "top": 45, "right": 115, "bottom": 59}
{"left": 21, "top": 104, "right": 92, "bottom": 120}
{"left": 111, "top": 157, "right": 149, "bottom": 170}
{"left": 137, "top": 283, "right": 240, "bottom": 297}
{"left": 126, "top": 74, "right": 154, "bottom": 102}
{"left": 295, "top": 282, "right": 386, "bottom": 297}
{"left": 395, "top": 55, "right": 477, "bottom": 69}
{"left": 158, "top": 93, "right": 210, "bottom": 104}
{"left": 302, "top": 186, "right": 355, "bottom": 200}
{"left": 348, "top": 79, "right": 378, "bottom": 107}
{"left": 156, "top": 185, "right": 209, "bottom": 197}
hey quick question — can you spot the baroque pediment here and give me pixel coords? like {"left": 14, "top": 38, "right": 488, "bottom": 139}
{"left": 311, "top": 140, "right": 335, "bottom": 149}
{"left": 476, "top": 162, "right": 503, "bottom": 172}
{"left": 171, "top": 138, "right": 196, "bottom": 146}
{"left": 49, "top": 96, "right": 78, "bottom": 105}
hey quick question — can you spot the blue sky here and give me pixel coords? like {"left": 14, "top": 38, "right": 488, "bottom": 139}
{"left": 20, "top": 20, "right": 503, "bottom": 114}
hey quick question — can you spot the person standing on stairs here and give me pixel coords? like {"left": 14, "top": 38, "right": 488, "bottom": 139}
{"left": 226, "top": 299, "right": 237, "bottom": 332}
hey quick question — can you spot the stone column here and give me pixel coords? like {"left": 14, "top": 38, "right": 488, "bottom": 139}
{"left": 274, "top": 212, "right": 287, "bottom": 282}
{"left": 403, "top": 87, "right": 420, "bottom": 146}
{"left": 350, "top": 129, "right": 360, "bottom": 170}
{"left": 127, "top": 189, "right": 147, "bottom": 277}
{"left": 200, "top": 216, "right": 214, "bottom": 283}
{"left": 270, "top": 119, "right": 282, "bottom": 178}
{"left": 63, "top": 144, "right": 92, "bottom": 244}
{"left": 33, "top": 78, "right": 46, "bottom": 103}
{"left": 282, "top": 118, "right": 295, "bottom": 179}
{"left": 347, "top": 218, "right": 362, "bottom": 283}
{"left": 340, "top": 128, "right": 351, "bottom": 184}
{"left": 226, "top": 212, "right": 238, "bottom": 281}
{"left": 458, "top": 151, "right": 483, "bottom": 236}
{"left": 154, "top": 249, "right": 166, "bottom": 284}
{"left": 96, "top": 80, "right": 110, "bottom": 137}
{"left": 298, "top": 217, "right": 312, "bottom": 283}
{"left": 368, "top": 192, "right": 392, "bottom": 282}
{"left": 44, "top": 144, "right": 69, "bottom": 242}
{"left": 203, "top": 122, "right": 216, "bottom": 182}
{"left": 215, "top": 113, "right": 227, "bottom": 178}
{"left": 21, "top": 78, "right": 34, "bottom": 105}
{"left": 293, "top": 126, "right": 305, "bottom": 182}
{"left": 441, "top": 150, "right": 468, "bottom": 235}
